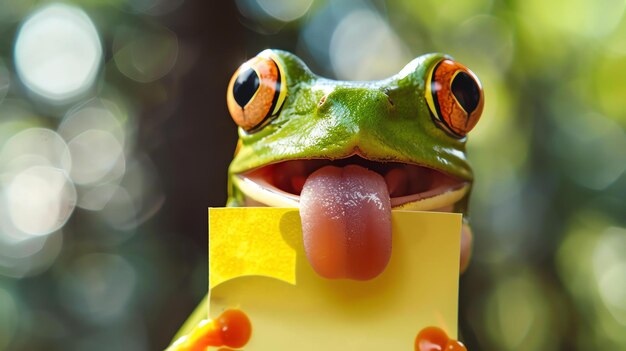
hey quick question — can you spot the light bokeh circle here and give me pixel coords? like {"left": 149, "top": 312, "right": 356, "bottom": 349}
{"left": 14, "top": 3, "right": 102, "bottom": 103}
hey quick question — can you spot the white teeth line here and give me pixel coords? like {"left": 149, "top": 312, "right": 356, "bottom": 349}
{"left": 234, "top": 175, "right": 469, "bottom": 210}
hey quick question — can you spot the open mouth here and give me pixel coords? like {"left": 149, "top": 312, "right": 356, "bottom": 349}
{"left": 233, "top": 155, "right": 469, "bottom": 211}
{"left": 233, "top": 155, "right": 470, "bottom": 280}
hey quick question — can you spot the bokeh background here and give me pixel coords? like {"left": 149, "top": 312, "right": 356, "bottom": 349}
{"left": 0, "top": 0, "right": 625, "bottom": 350}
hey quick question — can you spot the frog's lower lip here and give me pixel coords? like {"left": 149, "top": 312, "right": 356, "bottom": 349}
{"left": 233, "top": 155, "right": 470, "bottom": 210}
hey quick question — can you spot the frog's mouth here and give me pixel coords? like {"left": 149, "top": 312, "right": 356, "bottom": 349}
{"left": 232, "top": 155, "right": 469, "bottom": 281}
{"left": 233, "top": 155, "right": 469, "bottom": 211}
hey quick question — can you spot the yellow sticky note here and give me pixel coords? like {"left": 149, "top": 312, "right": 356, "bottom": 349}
{"left": 209, "top": 207, "right": 301, "bottom": 289}
{"left": 208, "top": 207, "right": 461, "bottom": 350}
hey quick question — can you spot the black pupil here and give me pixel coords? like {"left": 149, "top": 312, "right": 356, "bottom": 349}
{"left": 233, "top": 68, "right": 260, "bottom": 107}
{"left": 451, "top": 72, "right": 480, "bottom": 113}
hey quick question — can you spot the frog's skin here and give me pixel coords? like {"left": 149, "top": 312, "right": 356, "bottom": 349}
{"left": 227, "top": 49, "right": 480, "bottom": 212}
{"left": 169, "top": 49, "right": 483, "bottom": 349}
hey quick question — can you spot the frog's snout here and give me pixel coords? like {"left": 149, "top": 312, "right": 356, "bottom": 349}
{"left": 318, "top": 88, "right": 395, "bottom": 109}
{"left": 317, "top": 87, "right": 393, "bottom": 107}
{"left": 315, "top": 87, "right": 394, "bottom": 126}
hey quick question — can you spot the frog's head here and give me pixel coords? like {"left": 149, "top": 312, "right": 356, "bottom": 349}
{"left": 225, "top": 49, "right": 484, "bottom": 280}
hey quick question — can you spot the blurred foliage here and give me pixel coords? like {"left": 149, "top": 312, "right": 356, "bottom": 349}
{"left": 0, "top": 0, "right": 625, "bottom": 350}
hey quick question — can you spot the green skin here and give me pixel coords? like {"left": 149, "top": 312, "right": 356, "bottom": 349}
{"left": 228, "top": 50, "right": 471, "bottom": 206}
{"left": 170, "top": 50, "right": 475, "bottom": 346}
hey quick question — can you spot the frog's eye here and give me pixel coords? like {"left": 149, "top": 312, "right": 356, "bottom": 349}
{"left": 425, "top": 59, "right": 484, "bottom": 138}
{"left": 227, "top": 52, "right": 287, "bottom": 132}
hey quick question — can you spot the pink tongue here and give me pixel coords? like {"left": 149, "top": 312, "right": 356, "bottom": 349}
{"left": 299, "top": 165, "right": 392, "bottom": 280}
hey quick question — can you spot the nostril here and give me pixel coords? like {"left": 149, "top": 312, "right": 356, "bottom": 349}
{"left": 318, "top": 95, "right": 327, "bottom": 107}
{"left": 382, "top": 89, "right": 394, "bottom": 106}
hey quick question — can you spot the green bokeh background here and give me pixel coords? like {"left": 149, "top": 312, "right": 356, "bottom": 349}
{"left": 0, "top": 0, "right": 625, "bottom": 350}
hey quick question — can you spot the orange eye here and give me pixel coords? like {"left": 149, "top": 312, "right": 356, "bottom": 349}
{"left": 226, "top": 52, "right": 287, "bottom": 132}
{"left": 425, "top": 59, "right": 484, "bottom": 138}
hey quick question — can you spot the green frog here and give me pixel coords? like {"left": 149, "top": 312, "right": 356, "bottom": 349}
{"left": 169, "top": 49, "right": 483, "bottom": 350}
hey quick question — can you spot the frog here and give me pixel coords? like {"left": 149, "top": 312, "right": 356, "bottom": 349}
{"left": 168, "top": 49, "right": 483, "bottom": 350}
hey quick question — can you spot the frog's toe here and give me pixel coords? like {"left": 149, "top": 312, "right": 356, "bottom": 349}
{"left": 168, "top": 309, "right": 251, "bottom": 351}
